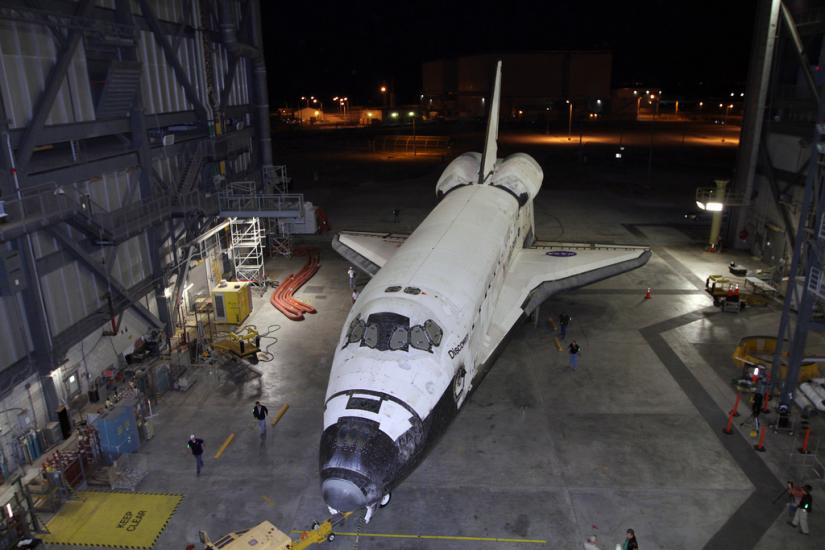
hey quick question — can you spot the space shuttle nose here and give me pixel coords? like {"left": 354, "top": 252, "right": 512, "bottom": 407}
{"left": 321, "top": 478, "right": 367, "bottom": 511}
{"left": 319, "top": 416, "right": 399, "bottom": 510}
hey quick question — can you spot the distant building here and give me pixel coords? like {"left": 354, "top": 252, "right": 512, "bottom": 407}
{"left": 422, "top": 52, "right": 612, "bottom": 119}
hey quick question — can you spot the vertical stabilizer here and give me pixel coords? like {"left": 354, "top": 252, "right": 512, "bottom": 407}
{"left": 478, "top": 60, "right": 502, "bottom": 185}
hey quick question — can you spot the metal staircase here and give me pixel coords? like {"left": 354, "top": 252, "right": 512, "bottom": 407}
{"left": 95, "top": 61, "right": 142, "bottom": 119}
{"left": 177, "top": 144, "right": 205, "bottom": 195}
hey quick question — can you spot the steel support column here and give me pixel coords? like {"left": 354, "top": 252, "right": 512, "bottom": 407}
{"left": 731, "top": 0, "right": 781, "bottom": 249}
{"left": 770, "top": 77, "right": 825, "bottom": 408}
{"left": 120, "top": 0, "right": 174, "bottom": 337}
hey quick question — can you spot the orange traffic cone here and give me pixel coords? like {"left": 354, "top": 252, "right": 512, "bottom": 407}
{"left": 645, "top": 288, "right": 652, "bottom": 300}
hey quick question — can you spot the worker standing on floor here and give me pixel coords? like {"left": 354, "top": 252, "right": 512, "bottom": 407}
{"left": 568, "top": 340, "right": 581, "bottom": 370}
{"left": 347, "top": 266, "right": 356, "bottom": 290}
{"left": 187, "top": 434, "right": 205, "bottom": 477}
{"left": 559, "top": 312, "right": 571, "bottom": 340}
{"left": 789, "top": 484, "right": 813, "bottom": 535}
{"left": 253, "top": 401, "right": 269, "bottom": 438}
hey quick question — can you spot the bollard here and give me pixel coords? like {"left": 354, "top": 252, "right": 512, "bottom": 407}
{"left": 645, "top": 288, "right": 652, "bottom": 300}
{"left": 754, "top": 426, "right": 767, "bottom": 452}
{"left": 730, "top": 393, "right": 742, "bottom": 417}
{"left": 799, "top": 426, "right": 812, "bottom": 454}
{"left": 723, "top": 411, "right": 735, "bottom": 434}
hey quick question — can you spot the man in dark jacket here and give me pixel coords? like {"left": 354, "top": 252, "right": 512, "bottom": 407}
{"left": 559, "top": 313, "right": 571, "bottom": 339}
{"left": 253, "top": 401, "right": 269, "bottom": 437}
{"left": 187, "top": 434, "right": 204, "bottom": 476}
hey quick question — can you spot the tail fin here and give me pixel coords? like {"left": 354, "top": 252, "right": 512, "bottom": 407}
{"left": 478, "top": 59, "right": 502, "bottom": 185}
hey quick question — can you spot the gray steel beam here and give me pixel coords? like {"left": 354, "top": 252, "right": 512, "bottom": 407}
{"left": 731, "top": 0, "right": 781, "bottom": 249}
{"left": 218, "top": 0, "right": 251, "bottom": 111}
{"left": 758, "top": 137, "right": 796, "bottom": 253}
{"left": 14, "top": 0, "right": 95, "bottom": 172}
{"left": 47, "top": 226, "right": 163, "bottom": 330}
{"left": 22, "top": 128, "right": 250, "bottom": 187}
{"left": 7, "top": 111, "right": 200, "bottom": 148}
{"left": 138, "top": 0, "right": 207, "bottom": 117}
{"left": 779, "top": 2, "right": 820, "bottom": 102}
{"left": 0, "top": 0, "right": 203, "bottom": 40}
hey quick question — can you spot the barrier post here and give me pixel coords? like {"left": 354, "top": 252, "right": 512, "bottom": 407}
{"left": 798, "top": 426, "right": 812, "bottom": 454}
{"left": 754, "top": 426, "right": 767, "bottom": 452}
{"left": 729, "top": 393, "right": 742, "bottom": 417}
{"left": 723, "top": 411, "right": 735, "bottom": 435}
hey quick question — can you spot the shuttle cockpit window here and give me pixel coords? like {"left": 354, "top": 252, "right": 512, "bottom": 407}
{"left": 342, "top": 313, "right": 444, "bottom": 354}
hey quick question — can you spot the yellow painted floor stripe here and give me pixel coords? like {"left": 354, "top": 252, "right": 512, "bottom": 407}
{"left": 271, "top": 403, "right": 289, "bottom": 426}
{"left": 553, "top": 337, "right": 563, "bottom": 352}
{"left": 213, "top": 432, "right": 235, "bottom": 459}
{"left": 261, "top": 495, "right": 274, "bottom": 507}
{"left": 290, "top": 530, "right": 546, "bottom": 544}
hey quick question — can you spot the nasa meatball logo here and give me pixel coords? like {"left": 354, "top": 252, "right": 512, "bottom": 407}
{"left": 546, "top": 250, "right": 577, "bottom": 257}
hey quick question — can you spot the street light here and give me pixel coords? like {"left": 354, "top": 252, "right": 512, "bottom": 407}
{"left": 566, "top": 100, "right": 573, "bottom": 141}
{"left": 408, "top": 111, "right": 417, "bottom": 156}
{"left": 380, "top": 85, "right": 388, "bottom": 108}
{"left": 724, "top": 103, "right": 733, "bottom": 125}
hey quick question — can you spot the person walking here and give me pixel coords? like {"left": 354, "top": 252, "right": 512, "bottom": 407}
{"left": 789, "top": 484, "right": 812, "bottom": 535}
{"left": 392, "top": 208, "right": 400, "bottom": 223}
{"left": 786, "top": 481, "right": 805, "bottom": 519}
{"left": 187, "top": 434, "right": 205, "bottom": 476}
{"left": 352, "top": 289, "right": 359, "bottom": 304}
{"left": 253, "top": 401, "right": 269, "bottom": 438}
{"left": 347, "top": 266, "right": 356, "bottom": 290}
{"left": 568, "top": 340, "right": 581, "bottom": 370}
{"left": 559, "top": 313, "right": 571, "bottom": 340}
{"left": 583, "top": 534, "right": 602, "bottom": 550}
{"left": 740, "top": 392, "right": 763, "bottom": 432}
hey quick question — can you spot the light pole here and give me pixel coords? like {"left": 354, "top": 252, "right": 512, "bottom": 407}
{"left": 566, "top": 100, "right": 573, "bottom": 141}
{"left": 408, "top": 111, "right": 416, "bottom": 156}
{"left": 380, "top": 85, "right": 388, "bottom": 108}
{"left": 724, "top": 103, "right": 733, "bottom": 125}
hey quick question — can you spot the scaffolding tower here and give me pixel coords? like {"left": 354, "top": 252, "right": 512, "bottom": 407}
{"left": 230, "top": 216, "right": 265, "bottom": 284}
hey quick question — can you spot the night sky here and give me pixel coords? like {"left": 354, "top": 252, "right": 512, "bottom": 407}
{"left": 262, "top": 1, "right": 757, "bottom": 107}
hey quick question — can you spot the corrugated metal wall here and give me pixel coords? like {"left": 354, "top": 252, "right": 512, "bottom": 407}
{"left": 0, "top": 0, "right": 257, "bottom": 374}
{"left": 0, "top": 19, "right": 95, "bottom": 128}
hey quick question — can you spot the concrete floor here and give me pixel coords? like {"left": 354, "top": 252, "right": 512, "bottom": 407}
{"left": 45, "top": 125, "right": 825, "bottom": 549}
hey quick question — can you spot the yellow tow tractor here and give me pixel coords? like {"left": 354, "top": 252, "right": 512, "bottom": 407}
{"left": 199, "top": 512, "right": 353, "bottom": 550}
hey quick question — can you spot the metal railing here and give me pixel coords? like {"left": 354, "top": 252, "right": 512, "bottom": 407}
{"left": 217, "top": 192, "right": 303, "bottom": 218}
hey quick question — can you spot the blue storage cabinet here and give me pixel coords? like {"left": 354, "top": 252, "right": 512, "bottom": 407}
{"left": 92, "top": 400, "right": 140, "bottom": 462}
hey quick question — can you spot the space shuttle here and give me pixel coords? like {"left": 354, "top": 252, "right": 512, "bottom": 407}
{"left": 319, "top": 61, "right": 651, "bottom": 520}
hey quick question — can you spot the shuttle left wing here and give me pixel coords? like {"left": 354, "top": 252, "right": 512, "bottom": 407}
{"left": 481, "top": 242, "right": 651, "bottom": 363}
{"left": 332, "top": 231, "right": 409, "bottom": 276}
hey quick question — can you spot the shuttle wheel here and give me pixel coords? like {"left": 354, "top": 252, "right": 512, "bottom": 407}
{"left": 327, "top": 533, "right": 336, "bottom": 542}
{"left": 379, "top": 492, "right": 391, "bottom": 508}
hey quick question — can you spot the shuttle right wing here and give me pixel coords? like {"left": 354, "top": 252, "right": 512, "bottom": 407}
{"left": 480, "top": 242, "right": 651, "bottom": 363}
{"left": 332, "top": 231, "right": 409, "bottom": 276}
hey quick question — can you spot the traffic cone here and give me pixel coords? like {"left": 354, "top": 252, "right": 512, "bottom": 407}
{"left": 644, "top": 288, "right": 652, "bottom": 300}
